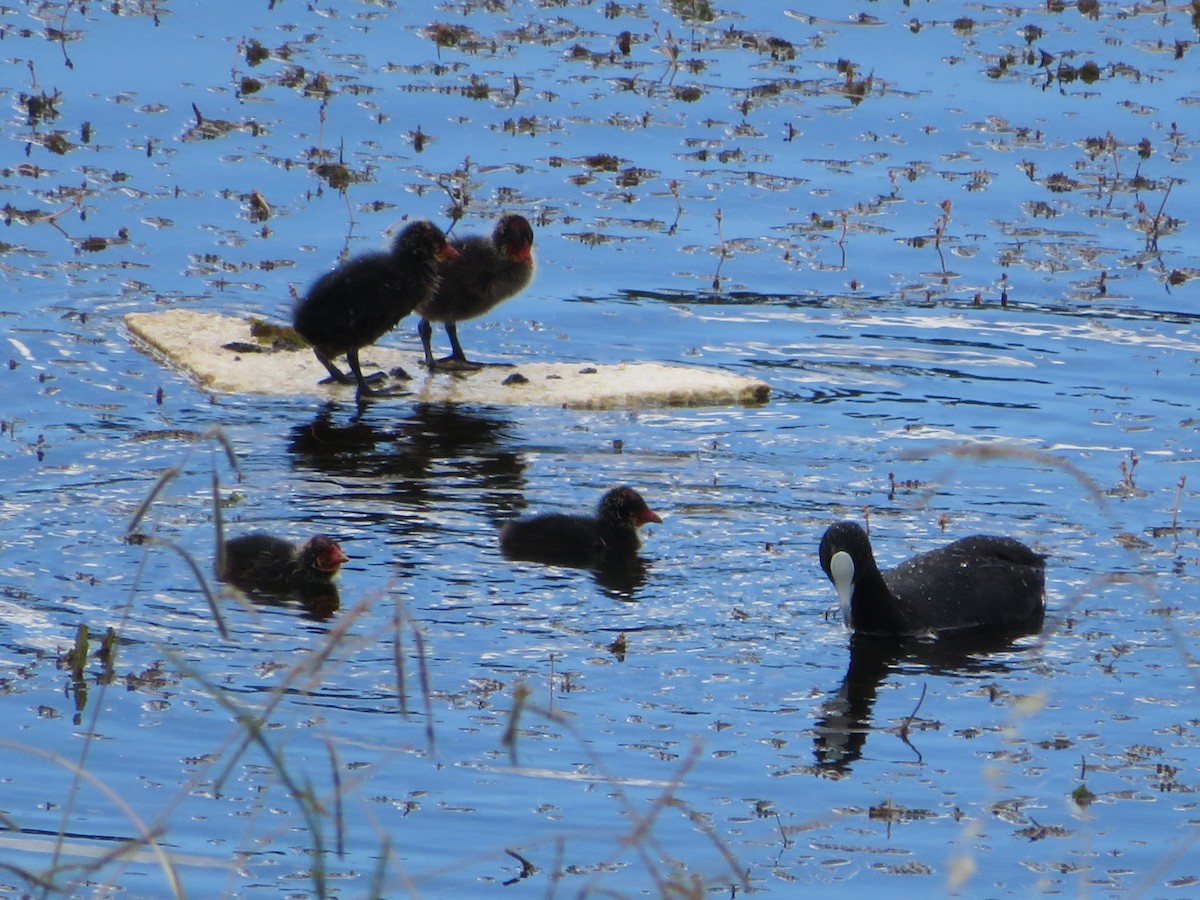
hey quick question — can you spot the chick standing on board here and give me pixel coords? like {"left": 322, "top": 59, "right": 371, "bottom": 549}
{"left": 417, "top": 213, "right": 535, "bottom": 371}
{"left": 293, "top": 220, "right": 458, "bottom": 398}
{"left": 499, "top": 486, "right": 661, "bottom": 566}
{"left": 818, "top": 521, "right": 1046, "bottom": 637}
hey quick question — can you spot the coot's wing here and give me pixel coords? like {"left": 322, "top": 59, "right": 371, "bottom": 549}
{"left": 884, "top": 536, "right": 1045, "bottom": 633}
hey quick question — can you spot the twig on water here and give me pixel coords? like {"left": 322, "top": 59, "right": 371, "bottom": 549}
{"left": 652, "top": 20, "right": 680, "bottom": 84}
{"left": 501, "top": 681, "right": 531, "bottom": 767}
{"left": 434, "top": 156, "right": 475, "bottom": 230}
{"left": 1139, "top": 177, "right": 1177, "bottom": 252}
{"left": 667, "top": 179, "right": 683, "bottom": 235}
{"left": 898, "top": 683, "right": 928, "bottom": 759}
{"left": 1172, "top": 474, "right": 1187, "bottom": 530}
{"left": 713, "top": 207, "right": 728, "bottom": 290}
{"left": 774, "top": 811, "right": 794, "bottom": 849}
{"left": 501, "top": 848, "right": 537, "bottom": 886}
{"left": 933, "top": 199, "right": 952, "bottom": 273}
{"left": 836, "top": 209, "right": 849, "bottom": 269}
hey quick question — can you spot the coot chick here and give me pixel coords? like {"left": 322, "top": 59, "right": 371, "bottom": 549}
{"left": 499, "top": 486, "right": 661, "bottom": 566}
{"left": 218, "top": 533, "right": 349, "bottom": 593}
{"left": 294, "top": 220, "right": 458, "bottom": 397}
{"left": 417, "top": 213, "right": 535, "bottom": 371}
{"left": 818, "top": 521, "right": 1045, "bottom": 636}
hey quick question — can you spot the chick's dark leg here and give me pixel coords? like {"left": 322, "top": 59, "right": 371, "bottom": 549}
{"left": 418, "top": 317, "right": 437, "bottom": 371}
{"left": 422, "top": 319, "right": 480, "bottom": 372}
{"left": 346, "top": 348, "right": 403, "bottom": 399}
{"left": 430, "top": 322, "right": 512, "bottom": 372}
{"left": 445, "top": 322, "right": 472, "bottom": 365}
{"left": 312, "top": 348, "right": 356, "bottom": 385}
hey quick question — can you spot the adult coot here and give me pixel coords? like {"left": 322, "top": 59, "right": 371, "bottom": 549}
{"left": 218, "top": 533, "right": 349, "bottom": 593}
{"left": 818, "top": 521, "right": 1045, "bottom": 636}
{"left": 294, "top": 220, "right": 458, "bottom": 397}
{"left": 499, "top": 486, "right": 661, "bottom": 566}
{"left": 417, "top": 213, "right": 534, "bottom": 371}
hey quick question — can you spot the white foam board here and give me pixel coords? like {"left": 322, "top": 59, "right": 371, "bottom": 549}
{"left": 124, "top": 309, "right": 770, "bottom": 409}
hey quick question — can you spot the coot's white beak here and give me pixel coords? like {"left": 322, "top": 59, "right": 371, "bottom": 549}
{"left": 829, "top": 550, "right": 855, "bottom": 628}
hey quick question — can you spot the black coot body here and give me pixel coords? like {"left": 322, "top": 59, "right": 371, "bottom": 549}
{"left": 818, "top": 521, "right": 1046, "bottom": 636}
{"left": 499, "top": 486, "right": 661, "bottom": 566}
{"left": 417, "top": 214, "right": 534, "bottom": 371}
{"left": 219, "top": 533, "right": 349, "bottom": 593}
{"left": 294, "top": 220, "right": 457, "bottom": 397}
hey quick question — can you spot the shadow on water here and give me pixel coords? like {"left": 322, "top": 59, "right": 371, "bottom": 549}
{"left": 500, "top": 543, "right": 654, "bottom": 601}
{"left": 812, "top": 626, "right": 1044, "bottom": 775}
{"left": 286, "top": 401, "right": 528, "bottom": 522}
{"left": 592, "top": 554, "right": 652, "bottom": 600}
{"left": 229, "top": 582, "right": 342, "bottom": 622}
{"left": 288, "top": 403, "right": 655, "bottom": 599}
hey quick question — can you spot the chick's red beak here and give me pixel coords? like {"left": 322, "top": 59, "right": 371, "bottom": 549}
{"left": 638, "top": 508, "right": 663, "bottom": 526}
{"left": 438, "top": 242, "right": 461, "bottom": 261}
{"left": 319, "top": 544, "right": 350, "bottom": 571}
{"left": 508, "top": 243, "right": 533, "bottom": 263}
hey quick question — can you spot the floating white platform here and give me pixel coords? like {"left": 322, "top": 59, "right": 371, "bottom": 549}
{"left": 124, "top": 309, "right": 770, "bottom": 409}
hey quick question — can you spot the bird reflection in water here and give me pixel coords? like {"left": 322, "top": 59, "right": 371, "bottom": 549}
{"left": 591, "top": 553, "right": 652, "bottom": 599}
{"left": 287, "top": 401, "right": 528, "bottom": 523}
{"left": 235, "top": 581, "right": 342, "bottom": 622}
{"left": 287, "top": 404, "right": 655, "bottom": 599}
{"left": 502, "top": 549, "right": 653, "bottom": 601}
{"left": 812, "top": 628, "right": 1043, "bottom": 775}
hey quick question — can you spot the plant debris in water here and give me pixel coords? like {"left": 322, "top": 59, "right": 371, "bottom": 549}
{"left": 1, "top": 1, "right": 1199, "bottom": 897}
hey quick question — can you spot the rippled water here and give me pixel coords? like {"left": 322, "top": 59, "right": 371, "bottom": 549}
{"left": 2, "top": 1, "right": 1199, "bottom": 896}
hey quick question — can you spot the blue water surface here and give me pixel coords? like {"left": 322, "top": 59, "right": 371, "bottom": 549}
{"left": 0, "top": 1, "right": 1198, "bottom": 897}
